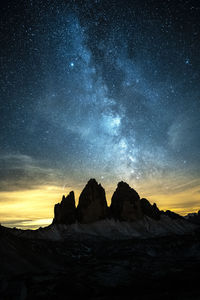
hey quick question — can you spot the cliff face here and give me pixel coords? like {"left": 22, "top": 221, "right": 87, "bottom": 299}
{"left": 53, "top": 178, "right": 182, "bottom": 224}
{"left": 110, "top": 181, "right": 143, "bottom": 221}
{"left": 76, "top": 179, "right": 108, "bottom": 223}
{"left": 53, "top": 191, "right": 76, "bottom": 224}
{"left": 140, "top": 198, "right": 161, "bottom": 220}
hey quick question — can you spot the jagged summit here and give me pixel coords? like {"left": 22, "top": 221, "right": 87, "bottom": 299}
{"left": 76, "top": 178, "right": 108, "bottom": 223}
{"left": 53, "top": 191, "right": 76, "bottom": 224}
{"left": 140, "top": 198, "right": 161, "bottom": 220}
{"left": 117, "top": 181, "right": 130, "bottom": 188}
{"left": 53, "top": 178, "right": 182, "bottom": 225}
{"left": 110, "top": 180, "right": 142, "bottom": 221}
{"left": 86, "top": 178, "right": 99, "bottom": 185}
{"left": 185, "top": 210, "right": 200, "bottom": 224}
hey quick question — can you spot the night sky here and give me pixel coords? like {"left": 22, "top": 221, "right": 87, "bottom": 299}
{"left": 1, "top": 0, "right": 200, "bottom": 228}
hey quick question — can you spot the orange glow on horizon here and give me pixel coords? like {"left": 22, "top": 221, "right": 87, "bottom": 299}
{"left": 0, "top": 178, "right": 200, "bottom": 229}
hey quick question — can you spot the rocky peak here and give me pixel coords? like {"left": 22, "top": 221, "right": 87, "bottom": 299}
{"left": 117, "top": 181, "right": 130, "bottom": 189}
{"left": 140, "top": 198, "right": 161, "bottom": 220}
{"left": 76, "top": 178, "right": 108, "bottom": 223}
{"left": 53, "top": 191, "right": 76, "bottom": 224}
{"left": 186, "top": 210, "right": 200, "bottom": 225}
{"left": 163, "top": 210, "right": 183, "bottom": 220}
{"left": 52, "top": 178, "right": 183, "bottom": 225}
{"left": 110, "top": 181, "right": 143, "bottom": 221}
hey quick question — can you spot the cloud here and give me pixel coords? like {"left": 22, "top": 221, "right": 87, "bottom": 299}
{"left": 1, "top": 218, "right": 52, "bottom": 229}
{"left": 0, "top": 153, "right": 62, "bottom": 192}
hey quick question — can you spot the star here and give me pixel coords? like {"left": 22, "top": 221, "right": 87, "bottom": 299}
{"left": 1, "top": 0, "right": 200, "bottom": 227}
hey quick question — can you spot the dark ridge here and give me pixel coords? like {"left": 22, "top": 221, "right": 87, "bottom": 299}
{"left": 76, "top": 178, "right": 108, "bottom": 223}
{"left": 53, "top": 191, "right": 76, "bottom": 224}
{"left": 110, "top": 181, "right": 142, "bottom": 221}
{"left": 140, "top": 198, "right": 161, "bottom": 220}
{"left": 53, "top": 178, "right": 183, "bottom": 224}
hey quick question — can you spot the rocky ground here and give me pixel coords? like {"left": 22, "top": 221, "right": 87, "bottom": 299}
{"left": 1, "top": 179, "right": 200, "bottom": 299}
{"left": 1, "top": 225, "right": 200, "bottom": 300}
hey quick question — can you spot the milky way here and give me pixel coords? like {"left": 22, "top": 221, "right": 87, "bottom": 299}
{"left": 1, "top": 0, "right": 200, "bottom": 226}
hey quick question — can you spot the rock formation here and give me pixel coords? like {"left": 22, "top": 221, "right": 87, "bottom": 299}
{"left": 140, "top": 198, "right": 183, "bottom": 220}
{"left": 140, "top": 198, "right": 161, "bottom": 220}
{"left": 76, "top": 178, "right": 108, "bottom": 223}
{"left": 110, "top": 181, "right": 143, "bottom": 221}
{"left": 53, "top": 191, "right": 76, "bottom": 224}
{"left": 53, "top": 178, "right": 183, "bottom": 224}
{"left": 163, "top": 209, "right": 183, "bottom": 220}
{"left": 185, "top": 210, "right": 200, "bottom": 224}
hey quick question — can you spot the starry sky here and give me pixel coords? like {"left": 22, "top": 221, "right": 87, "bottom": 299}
{"left": 1, "top": 0, "right": 200, "bottom": 228}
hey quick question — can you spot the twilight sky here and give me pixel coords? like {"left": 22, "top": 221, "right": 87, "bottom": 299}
{"left": 1, "top": 0, "right": 200, "bottom": 228}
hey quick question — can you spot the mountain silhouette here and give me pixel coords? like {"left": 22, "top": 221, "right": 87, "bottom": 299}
{"left": 53, "top": 178, "right": 182, "bottom": 225}
{"left": 0, "top": 178, "right": 200, "bottom": 300}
